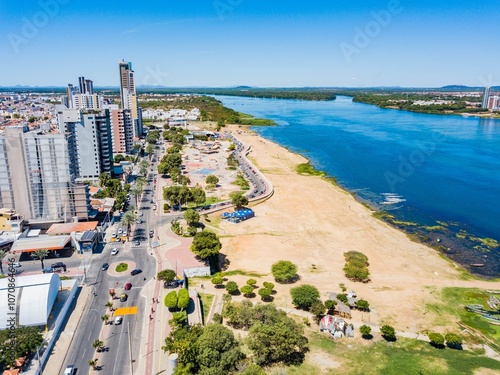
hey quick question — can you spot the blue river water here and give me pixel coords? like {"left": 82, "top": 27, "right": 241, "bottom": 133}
{"left": 217, "top": 95, "right": 500, "bottom": 276}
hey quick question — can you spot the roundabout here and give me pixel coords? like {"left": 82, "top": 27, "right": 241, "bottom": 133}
{"left": 106, "top": 260, "right": 137, "bottom": 277}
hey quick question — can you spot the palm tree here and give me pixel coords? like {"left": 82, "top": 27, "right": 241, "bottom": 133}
{"left": 32, "top": 249, "right": 49, "bottom": 270}
{"left": 139, "top": 160, "right": 149, "bottom": 176}
{"left": 130, "top": 186, "right": 142, "bottom": 208}
{"left": 121, "top": 210, "right": 137, "bottom": 240}
{"left": 0, "top": 249, "right": 8, "bottom": 274}
{"left": 101, "top": 314, "right": 109, "bottom": 325}
{"left": 92, "top": 339, "right": 104, "bottom": 352}
{"left": 88, "top": 358, "right": 98, "bottom": 370}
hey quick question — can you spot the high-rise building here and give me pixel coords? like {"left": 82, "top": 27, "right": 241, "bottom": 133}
{"left": 488, "top": 95, "right": 500, "bottom": 111}
{"left": 111, "top": 109, "right": 134, "bottom": 154}
{"left": 482, "top": 86, "right": 491, "bottom": 109}
{"left": 0, "top": 126, "right": 89, "bottom": 222}
{"left": 66, "top": 76, "right": 102, "bottom": 110}
{"left": 56, "top": 105, "right": 113, "bottom": 181}
{"left": 118, "top": 59, "right": 143, "bottom": 138}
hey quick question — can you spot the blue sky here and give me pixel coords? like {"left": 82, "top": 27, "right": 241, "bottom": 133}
{"left": 1, "top": 0, "right": 499, "bottom": 87}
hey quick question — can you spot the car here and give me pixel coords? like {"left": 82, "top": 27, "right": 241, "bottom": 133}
{"left": 118, "top": 228, "right": 123, "bottom": 234}
{"left": 150, "top": 200, "right": 154, "bottom": 204}
{"left": 136, "top": 219, "right": 142, "bottom": 224}
{"left": 11, "top": 262, "right": 22, "bottom": 268}
{"left": 42, "top": 267, "right": 53, "bottom": 274}
{"left": 119, "top": 293, "right": 128, "bottom": 302}
{"left": 135, "top": 241, "right": 140, "bottom": 246}
{"left": 63, "top": 365, "right": 76, "bottom": 375}
{"left": 114, "top": 316, "right": 123, "bottom": 325}
{"left": 51, "top": 262, "right": 65, "bottom": 269}
{"left": 164, "top": 280, "right": 178, "bottom": 289}
{"left": 124, "top": 282, "right": 132, "bottom": 290}
{"left": 101, "top": 263, "right": 109, "bottom": 271}
{"left": 111, "top": 248, "right": 119, "bottom": 256}
{"left": 139, "top": 212, "right": 143, "bottom": 217}
{"left": 130, "top": 269, "right": 142, "bottom": 276}
{"left": 111, "top": 233, "right": 117, "bottom": 238}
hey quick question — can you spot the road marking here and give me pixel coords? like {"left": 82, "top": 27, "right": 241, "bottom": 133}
{"left": 114, "top": 306, "right": 139, "bottom": 315}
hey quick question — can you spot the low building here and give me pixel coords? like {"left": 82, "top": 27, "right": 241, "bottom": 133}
{"left": 10, "top": 234, "right": 72, "bottom": 254}
{"left": 47, "top": 221, "right": 100, "bottom": 253}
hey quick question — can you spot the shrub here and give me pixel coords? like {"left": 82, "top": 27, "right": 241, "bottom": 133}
{"left": 115, "top": 262, "right": 128, "bottom": 272}
{"left": 445, "top": 333, "right": 463, "bottom": 348}
{"left": 310, "top": 300, "right": 326, "bottom": 320}
{"left": 225, "top": 281, "right": 239, "bottom": 294}
{"left": 263, "top": 281, "right": 274, "bottom": 291}
{"left": 271, "top": 260, "right": 298, "bottom": 283}
{"left": 211, "top": 275, "right": 224, "bottom": 287}
{"left": 177, "top": 288, "right": 190, "bottom": 310}
{"left": 355, "top": 299, "right": 370, "bottom": 311}
{"left": 164, "top": 291, "right": 178, "bottom": 309}
{"left": 241, "top": 285, "right": 254, "bottom": 297}
{"left": 325, "top": 299, "right": 337, "bottom": 314}
{"left": 380, "top": 325, "right": 396, "bottom": 341}
{"left": 246, "top": 279, "right": 257, "bottom": 287}
{"left": 258, "top": 288, "right": 272, "bottom": 301}
{"left": 290, "top": 284, "right": 320, "bottom": 310}
{"left": 163, "top": 203, "right": 170, "bottom": 212}
{"left": 360, "top": 325, "right": 372, "bottom": 339}
{"left": 343, "top": 251, "right": 370, "bottom": 282}
{"left": 337, "top": 293, "right": 348, "bottom": 304}
{"left": 157, "top": 269, "right": 176, "bottom": 282}
{"left": 429, "top": 332, "right": 445, "bottom": 348}
{"left": 212, "top": 312, "right": 223, "bottom": 324}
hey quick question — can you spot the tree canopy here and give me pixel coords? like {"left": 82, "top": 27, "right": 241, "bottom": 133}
{"left": 290, "top": 284, "right": 320, "bottom": 310}
{"left": 230, "top": 191, "right": 249, "bottom": 209}
{"left": 191, "top": 231, "right": 221, "bottom": 259}
{"left": 157, "top": 269, "right": 176, "bottom": 282}
{"left": 271, "top": 260, "right": 298, "bottom": 283}
{"left": 184, "top": 209, "right": 200, "bottom": 226}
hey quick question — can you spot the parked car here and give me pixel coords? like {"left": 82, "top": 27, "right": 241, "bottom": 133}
{"left": 101, "top": 263, "right": 109, "bottom": 271}
{"left": 111, "top": 248, "right": 119, "bottom": 255}
{"left": 51, "top": 262, "right": 65, "bottom": 269}
{"left": 114, "top": 316, "right": 123, "bottom": 325}
{"left": 11, "top": 262, "right": 22, "bottom": 268}
{"left": 42, "top": 267, "right": 53, "bottom": 273}
{"left": 135, "top": 240, "right": 140, "bottom": 246}
{"left": 130, "top": 269, "right": 142, "bottom": 276}
{"left": 164, "top": 280, "right": 178, "bottom": 289}
{"left": 119, "top": 293, "right": 128, "bottom": 302}
{"left": 139, "top": 212, "right": 143, "bottom": 217}
{"left": 63, "top": 365, "right": 76, "bottom": 375}
{"left": 136, "top": 219, "right": 142, "bottom": 224}
{"left": 124, "top": 282, "right": 132, "bottom": 290}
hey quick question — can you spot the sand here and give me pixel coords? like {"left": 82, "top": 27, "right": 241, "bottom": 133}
{"left": 213, "top": 126, "right": 500, "bottom": 332}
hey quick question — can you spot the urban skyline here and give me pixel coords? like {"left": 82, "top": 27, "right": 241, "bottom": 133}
{"left": 1, "top": 0, "right": 499, "bottom": 87}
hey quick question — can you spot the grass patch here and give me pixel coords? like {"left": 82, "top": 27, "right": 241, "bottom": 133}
{"left": 237, "top": 112, "right": 276, "bottom": 126}
{"left": 222, "top": 269, "right": 267, "bottom": 278}
{"left": 204, "top": 196, "right": 224, "bottom": 205}
{"left": 423, "top": 225, "right": 447, "bottom": 232}
{"left": 115, "top": 263, "right": 128, "bottom": 272}
{"left": 199, "top": 293, "right": 214, "bottom": 324}
{"left": 295, "top": 162, "right": 325, "bottom": 176}
{"left": 427, "top": 287, "right": 500, "bottom": 352}
{"left": 232, "top": 173, "right": 250, "bottom": 190}
{"left": 306, "top": 332, "right": 500, "bottom": 375}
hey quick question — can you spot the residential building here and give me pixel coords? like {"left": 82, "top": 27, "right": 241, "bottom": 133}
{"left": 66, "top": 76, "right": 103, "bottom": 110}
{"left": 482, "top": 86, "right": 491, "bottom": 109}
{"left": 111, "top": 109, "right": 134, "bottom": 154}
{"left": 56, "top": 105, "right": 113, "bottom": 181}
{"left": 487, "top": 95, "right": 500, "bottom": 111}
{"left": 0, "top": 125, "right": 89, "bottom": 222}
{"left": 118, "top": 59, "right": 143, "bottom": 137}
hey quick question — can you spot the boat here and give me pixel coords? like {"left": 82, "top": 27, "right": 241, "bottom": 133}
{"left": 470, "top": 263, "right": 485, "bottom": 267}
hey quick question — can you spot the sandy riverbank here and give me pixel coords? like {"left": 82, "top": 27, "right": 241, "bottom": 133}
{"left": 213, "top": 125, "right": 500, "bottom": 332}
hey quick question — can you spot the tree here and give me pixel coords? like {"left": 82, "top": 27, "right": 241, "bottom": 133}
{"left": 355, "top": 299, "right": 370, "bottom": 311}
{"left": 310, "top": 300, "right": 326, "bottom": 320}
{"left": 157, "top": 269, "right": 176, "bottom": 283}
{"left": 230, "top": 191, "right": 249, "bottom": 209}
{"left": 429, "top": 332, "right": 445, "bottom": 348}
{"left": 290, "top": 285, "right": 320, "bottom": 310}
{"left": 101, "top": 314, "right": 109, "bottom": 324}
{"left": 242, "top": 364, "right": 266, "bottom": 375}
{"left": 241, "top": 285, "right": 254, "bottom": 297}
{"left": 99, "top": 172, "right": 111, "bottom": 187}
{"left": 380, "top": 325, "right": 396, "bottom": 341}
{"left": 246, "top": 312, "right": 308, "bottom": 366}
{"left": 263, "top": 282, "right": 274, "bottom": 291}
{"left": 246, "top": 279, "right": 257, "bottom": 287}
{"left": 162, "top": 152, "right": 183, "bottom": 171}
{"left": 196, "top": 324, "right": 243, "bottom": 375}
{"left": 145, "top": 143, "right": 155, "bottom": 155}
{"left": 205, "top": 174, "right": 219, "bottom": 186}
{"left": 32, "top": 249, "right": 49, "bottom": 270}
{"left": 169, "top": 167, "right": 181, "bottom": 182}
{"left": 445, "top": 333, "right": 463, "bottom": 348}
{"left": 114, "top": 154, "right": 125, "bottom": 163}
{"left": 121, "top": 210, "right": 136, "bottom": 238}
{"left": 271, "top": 260, "right": 298, "bottom": 283}
{"left": 177, "top": 288, "right": 190, "bottom": 310}
{"left": 184, "top": 209, "right": 200, "bottom": 226}
{"left": 0, "top": 326, "right": 43, "bottom": 367}
{"left": 211, "top": 275, "right": 224, "bottom": 287}
{"left": 258, "top": 288, "right": 272, "bottom": 301}
{"left": 225, "top": 281, "right": 239, "bottom": 295}
{"left": 325, "top": 299, "right": 337, "bottom": 314}
{"left": 170, "top": 311, "right": 188, "bottom": 328}
{"left": 92, "top": 339, "right": 104, "bottom": 352}
{"left": 162, "top": 324, "right": 204, "bottom": 371}
{"left": 190, "top": 187, "right": 206, "bottom": 205}
{"left": 164, "top": 290, "right": 178, "bottom": 309}
{"left": 191, "top": 231, "right": 221, "bottom": 260}
{"left": 88, "top": 359, "right": 98, "bottom": 370}
{"left": 359, "top": 325, "right": 372, "bottom": 339}
{"left": 337, "top": 293, "right": 348, "bottom": 304}
{"left": 177, "top": 174, "right": 191, "bottom": 186}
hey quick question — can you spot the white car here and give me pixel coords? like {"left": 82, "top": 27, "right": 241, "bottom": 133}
{"left": 111, "top": 248, "right": 119, "bottom": 256}
{"left": 11, "top": 262, "right": 22, "bottom": 268}
{"left": 139, "top": 212, "right": 144, "bottom": 217}
{"left": 118, "top": 229, "right": 123, "bottom": 234}
{"left": 114, "top": 316, "right": 123, "bottom": 325}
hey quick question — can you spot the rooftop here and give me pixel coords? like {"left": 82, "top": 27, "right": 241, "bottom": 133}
{"left": 11, "top": 234, "right": 71, "bottom": 252}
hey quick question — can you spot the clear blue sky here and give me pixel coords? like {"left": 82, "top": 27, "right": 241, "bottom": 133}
{"left": 1, "top": 0, "right": 499, "bottom": 87}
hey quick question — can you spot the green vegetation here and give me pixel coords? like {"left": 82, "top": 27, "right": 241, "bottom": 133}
{"left": 306, "top": 332, "right": 500, "bottom": 375}
{"left": 295, "top": 162, "right": 326, "bottom": 176}
{"left": 360, "top": 325, "right": 372, "bottom": 339}
{"left": 0, "top": 326, "right": 44, "bottom": 367}
{"left": 271, "top": 260, "right": 298, "bottom": 283}
{"left": 191, "top": 231, "right": 221, "bottom": 260}
{"left": 428, "top": 332, "right": 445, "bottom": 347}
{"left": 241, "top": 285, "right": 254, "bottom": 297}
{"left": 177, "top": 288, "right": 190, "bottom": 310}
{"left": 343, "top": 251, "right": 370, "bottom": 282}
{"left": 290, "top": 284, "right": 320, "bottom": 310}
{"left": 225, "top": 281, "right": 239, "bottom": 295}
{"left": 426, "top": 287, "right": 500, "bottom": 351}
{"left": 230, "top": 191, "right": 249, "bottom": 208}
{"left": 199, "top": 293, "right": 214, "bottom": 324}
{"left": 157, "top": 269, "right": 176, "bottom": 282}
{"left": 164, "top": 291, "right": 178, "bottom": 309}
{"left": 232, "top": 173, "right": 250, "bottom": 190}
{"left": 237, "top": 112, "right": 276, "bottom": 126}
{"left": 115, "top": 263, "right": 128, "bottom": 272}
{"left": 381, "top": 325, "right": 396, "bottom": 341}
